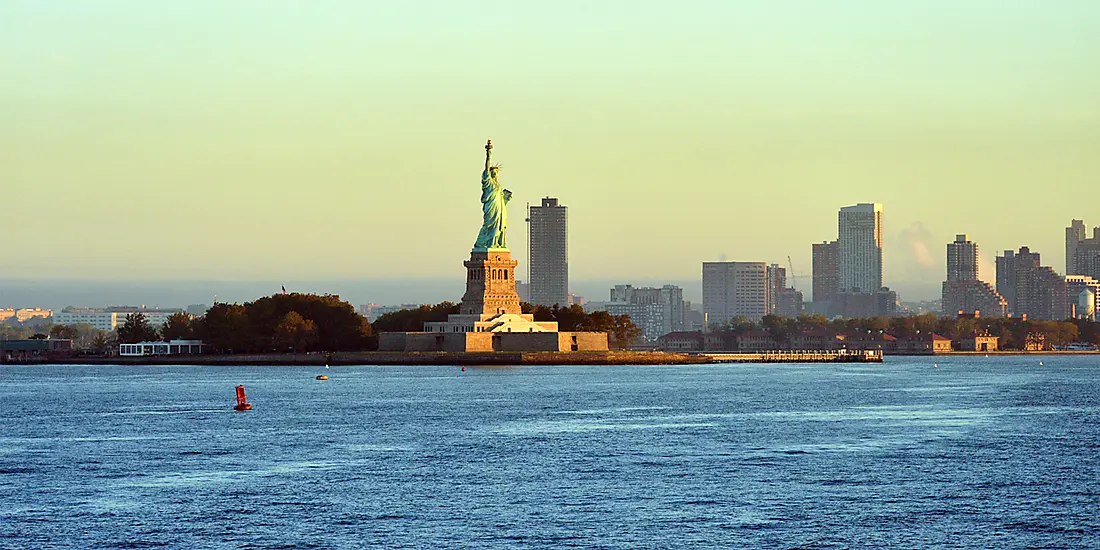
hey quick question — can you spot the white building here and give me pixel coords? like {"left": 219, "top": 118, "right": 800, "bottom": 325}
{"left": 703, "top": 262, "right": 770, "bottom": 326}
{"left": 54, "top": 307, "right": 185, "bottom": 332}
{"left": 119, "top": 340, "right": 205, "bottom": 356}
{"left": 1066, "top": 275, "right": 1100, "bottom": 321}
{"left": 838, "top": 203, "right": 883, "bottom": 294}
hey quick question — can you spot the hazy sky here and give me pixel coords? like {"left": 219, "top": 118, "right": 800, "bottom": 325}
{"left": 4, "top": 1, "right": 1099, "bottom": 300}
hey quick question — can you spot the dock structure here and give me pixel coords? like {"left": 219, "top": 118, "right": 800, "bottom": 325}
{"left": 699, "top": 350, "right": 883, "bottom": 363}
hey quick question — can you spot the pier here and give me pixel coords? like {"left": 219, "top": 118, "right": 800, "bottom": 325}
{"left": 699, "top": 350, "right": 883, "bottom": 363}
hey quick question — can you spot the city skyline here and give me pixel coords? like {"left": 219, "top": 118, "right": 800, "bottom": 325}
{"left": 3, "top": 2, "right": 1098, "bottom": 293}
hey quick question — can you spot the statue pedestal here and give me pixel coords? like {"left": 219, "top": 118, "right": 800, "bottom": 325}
{"left": 461, "top": 250, "right": 522, "bottom": 315}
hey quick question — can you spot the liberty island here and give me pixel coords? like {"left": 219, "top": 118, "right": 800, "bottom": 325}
{"left": 378, "top": 141, "right": 609, "bottom": 352}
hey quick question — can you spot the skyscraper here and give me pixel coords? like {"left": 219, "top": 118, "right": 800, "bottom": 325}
{"left": 811, "top": 240, "right": 839, "bottom": 307}
{"left": 942, "top": 235, "right": 1006, "bottom": 317}
{"left": 996, "top": 247, "right": 1067, "bottom": 320}
{"left": 946, "top": 234, "right": 979, "bottom": 281}
{"left": 1067, "top": 219, "right": 1086, "bottom": 275}
{"left": 837, "top": 203, "right": 883, "bottom": 294}
{"left": 527, "top": 197, "right": 569, "bottom": 306}
{"left": 702, "top": 262, "right": 770, "bottom": 326}
{"left": 1065, "top": 219, "right": 1100, "bottom": 280}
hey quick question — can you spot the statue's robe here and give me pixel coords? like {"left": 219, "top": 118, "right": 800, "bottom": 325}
{"left": 473, "top": 169, "right": 511, "bottom": 250}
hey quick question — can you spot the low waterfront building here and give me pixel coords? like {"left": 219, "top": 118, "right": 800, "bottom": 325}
{"left": 788, "top": 327, "right": 839, "bottom": 350}
{"left": 736, "top": 331, "right": 777, "bottom": 351}
{"left": 656, "top": 331, "right": 705, "bottom": 352}
{"left": 118, "top": 340, "right": 205, "bottom": 357}
{"left": 958, "top": 332, "right": 999, "bottom": 352}
{"left": 838, "top": 331, "right": 898, "bottom": 351}
{"left": 1, "top": 339, "right": 72, "bottom": 362}
{"left": 894, "top": 334, "right": 952, "bottom": 353}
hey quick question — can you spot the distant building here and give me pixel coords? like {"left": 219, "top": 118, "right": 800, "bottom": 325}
{"left": 567, "top": 293, "right": 584, "bottom": 306}
{"left": 186, "top": 304, "right": 208, "bottom": 317}
{"left": 838, "top": 203, "right": 883, "bottom": 294}
{"left": 996, "top": 247, "right": 1068, "bottom": 320}
{"left": 683, "top": 301, "right": 705, "bottom": 332}
{"left": 54, "top": 306, "right": 184, "bottom": 332}
{"left": 0, "top": 308, "right": 53, "bottom": 323}
{"left": 516, "top": 280, "right": 530, "bottom": 303}
{"left": 946, "top": 234, "right": 979, "bottom": 282}
{"left": 767, "top": 265, "right": 804, "bottom": 317}
{"left": 1066, "top": 275, "right": 1100, "bottom": 321}
{"left": 605, "top": 284, "right": 685, "bottom": 341}
{"left": 656, "top": 331, "right": 704, "bottom": 352}
{"left": 958, "top": 332, "right": 999, "bottom": 352}
{"left": 735, "top": 331, "right": 777, "bottom": 351}
{"left": 942, "top": 235, "right": 1007, "bottom": 317}
{"left": 837, "top": 288, "right": 897, "bottom": 318}
{"left": 894, "top": 334, "right": 953, "bottom": 354}
{"left": 527, "top": 197, "right": 569, "bottom": 306}
{"left": 702, "top": 262, "right": 770, "bottom": 326}
{"left": 812, "top": 240, "right": 839, "bottom": 309}
{"left": 1066, "top": 219, "right": 1100, "bottom": 280}
{"left": 360, "top": 303, "right": 420, "bottom": 323}
{"left": 1, "top": 339, "right": 72, "bottom": 361}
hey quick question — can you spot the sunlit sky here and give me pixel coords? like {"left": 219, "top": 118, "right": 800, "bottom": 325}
{"left": 4, "top": 1, "right": 1099, "bottom": 300}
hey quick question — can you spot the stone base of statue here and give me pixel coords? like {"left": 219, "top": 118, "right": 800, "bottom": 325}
{"left": 460, "top": 250, "right": 522, "bottom": 315}
{"left": 377, "top": 249, "right": 609, "bottom": 353}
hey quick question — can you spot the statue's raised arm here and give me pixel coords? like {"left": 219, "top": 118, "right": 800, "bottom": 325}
{"left": 484, "top": 140, "right": 493, "bottom": 172}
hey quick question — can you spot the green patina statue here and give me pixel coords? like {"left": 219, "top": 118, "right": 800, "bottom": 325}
{"left": 473, "top": 139, "right": 512, "bottom": 251}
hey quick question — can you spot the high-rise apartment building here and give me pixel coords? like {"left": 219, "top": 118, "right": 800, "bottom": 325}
{"left": 702, "top": 262, "right": 770, "bottom": 326}
{"left": 1066, "top": 219, "right": 1100, "bottom": 281}
{"left": 946, "top": 234, "right": 979, "bottom": 281}
{"left": 527, "top": 197, "right": 569, "bottom": 306}
{"left": 605, "top": 284, "right": 685, "bottom": 341}
{"left": 941, "top": 234, "right": 1006, "bottom": 317}
{"left": 996, "top": 247, "right": 1068, "bottom": 320}
{"left": 838, "top": 203, "right": 883, "bottom": 294}
{"left": 811, "top": 240, "right": 839, "bottom": 309}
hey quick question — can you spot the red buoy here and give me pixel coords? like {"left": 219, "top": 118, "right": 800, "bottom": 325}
{"left": 234, "top": 385, "right": 253, "bottom": 411}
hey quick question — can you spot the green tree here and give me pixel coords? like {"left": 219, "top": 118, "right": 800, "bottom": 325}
{"left": 160, "top": 312, "right": 194, "bottom": 341}
{"left": 274, "top": 311, "right": 319, "bottom": 352}
{"left": 373, "top": 302, "right": 460, "bottom": 333}
{"left": 116, "top": 313, "right": 159, "bottom": 344}
{"left": 90, "top": 333, "right": 112, "bottom": 355}
{"left": 197, "top": 303, "right": 252, "bottom": 353}
{"left": 50, "top": 324, "right": 78, "bottom": 341}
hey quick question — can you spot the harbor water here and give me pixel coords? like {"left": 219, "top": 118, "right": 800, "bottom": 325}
{"left": 2, "top": 357, "right": 1098, "bottom": 548}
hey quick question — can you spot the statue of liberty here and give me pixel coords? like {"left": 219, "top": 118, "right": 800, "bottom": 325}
{"left": 473, "top": 139, "right": 512, "bottom": 251}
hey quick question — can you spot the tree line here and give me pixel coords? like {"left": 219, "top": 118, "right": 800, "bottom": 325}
{"left": 712, "top": 313, "right": 1098, "bottom": 350}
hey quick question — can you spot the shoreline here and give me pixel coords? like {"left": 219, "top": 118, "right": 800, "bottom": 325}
{"left": 4, "top": 349, "right": 1097, "bottom": 366}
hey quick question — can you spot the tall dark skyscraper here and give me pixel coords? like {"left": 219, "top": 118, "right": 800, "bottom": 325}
{"left": 812, "top": 240, "right": 839, "bottom": 304}
{"left": 527, "top": 197, "right": 569, "bottom": 306}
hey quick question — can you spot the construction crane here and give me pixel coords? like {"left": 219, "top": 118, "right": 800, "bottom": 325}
{"left": 787, "top": 255, "right": 809, "bottom": 292}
